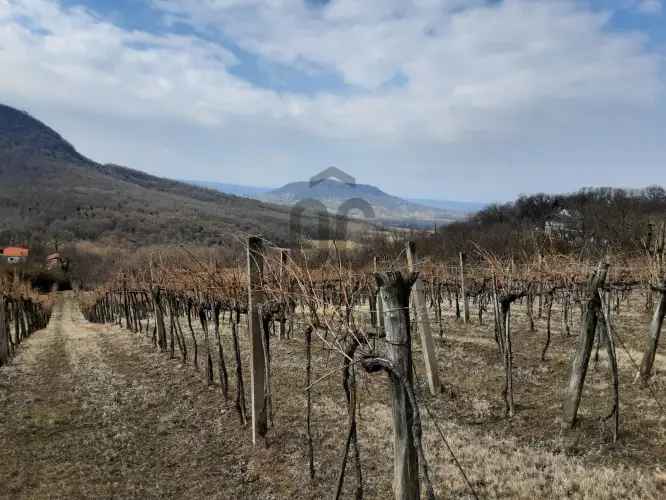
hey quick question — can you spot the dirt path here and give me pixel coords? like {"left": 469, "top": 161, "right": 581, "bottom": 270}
{"left": 0, "top": 295, "right": 271, "bottom": 500}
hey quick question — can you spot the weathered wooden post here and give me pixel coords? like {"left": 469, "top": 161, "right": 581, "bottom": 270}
{"left": 562, "top": 262, "right": 609, "bottom": 428}
{"left": 459, "top": 252, "right": 469, "bottom": 324}
{"left": 377, "top": 271, "right": 420, "bottom": 500}
{"left": 638, "top": 283, "right": 666, "bottom": 386}
{"left": 279, "top": 249, "right": 289, "bottom": 340}
{"left": 151, "top": 287, "right": 167, "bottom": 352}
{"left": 370, "top": 256, "right": 378, "bottom": 328}
{"left": 374, "top": 255, "right": 385, "bottom": 334}
{"left": 13, "top": 300, "right": 20, "bottom": 344}
{"left": 0, "top": 296, "right": 8, "bottom": 366}
{"left": 247, "top": 236, "right": 267, "bottom": 445}
{"left": 503, "top": 304, "right": 514, "bottom": 417}
{"left": 122, "top": 281, "right": 133, "bottom": 332}
{"left": 406, "top": 242, "right": 441, "bottom": 396}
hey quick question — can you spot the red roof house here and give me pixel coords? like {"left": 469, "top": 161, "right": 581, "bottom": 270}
{"left": 3, "top": 247, "right": 29, "bottom": 258}
{"left": 1, "top": 247, "right": 29, "bottom": 264}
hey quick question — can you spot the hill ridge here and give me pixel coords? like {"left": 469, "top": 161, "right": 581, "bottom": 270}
{"left": 0, "top": 103, "right": 363, "bottom": 246}
{"left": 0, "top": 104, "right": 90, "bottom": 165}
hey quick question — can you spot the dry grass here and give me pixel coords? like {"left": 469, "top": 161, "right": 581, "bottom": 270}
{"left": 144, "top": 290, "right": 665, "bottom": 498}
{"left": 1, "top": 292, "right": 664, "bottom": 499}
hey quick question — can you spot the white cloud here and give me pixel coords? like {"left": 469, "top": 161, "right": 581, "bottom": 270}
{"left": 636, "top": 0, "right": 662, "bottom": 14}
{"left": 0, "top": 0, "right": 664, "bottom": 200}
{"left": 150, "top": 0, "right": 664, "bottom": 145}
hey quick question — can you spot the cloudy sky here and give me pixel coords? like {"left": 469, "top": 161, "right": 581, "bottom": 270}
{"left": 1, "top": 0, "right": 664, "bottom": 202}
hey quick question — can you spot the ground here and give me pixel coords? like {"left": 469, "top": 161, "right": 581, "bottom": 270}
{"left": 0, "top": 296, "right": 271, "bottom": 499}
{"left": 0, "top": 293, "right": 664, "bottom": 499}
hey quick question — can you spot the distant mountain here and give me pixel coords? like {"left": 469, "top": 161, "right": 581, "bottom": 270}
{"left": 406, "top": 198, "right": 486, "bottom": 214}
{"left": 259, "top": 179, "right": 461, "bottom": 227}
{"left": 187, "top": 180, "right": 273, "bottom": 198}
{"left": 0, "top": 104, "right": 365, "bottom": 246}
{"left": 192, "top": 177, "right": 481, "bottom": 225}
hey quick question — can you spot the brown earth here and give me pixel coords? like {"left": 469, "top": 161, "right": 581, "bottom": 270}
{"left": 0, "top": 296, "right": 272, "bottom": 499}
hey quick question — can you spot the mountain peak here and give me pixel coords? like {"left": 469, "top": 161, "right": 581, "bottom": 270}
{"left": 272, "top": 179, "right": 386, "bottom": 198}
{"left": 0, "top": 103, "right": 88, "bottom": 164}
{"left": 263, "top": 178, "right": 458, "bottom": 227}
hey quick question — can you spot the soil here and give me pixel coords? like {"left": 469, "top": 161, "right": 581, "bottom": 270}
{"left": 0, "top": 295, "right": 270, "bottom": 499}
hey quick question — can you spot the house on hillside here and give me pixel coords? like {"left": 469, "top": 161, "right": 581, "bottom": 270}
{"left": 544, "top": 209, "right": 583, "bottom": 239}
{"left": 1, "top": 246, "right": 29, "bottom": 264}
{"left": 46, "top": 252, "right": 62, "bottom": 270}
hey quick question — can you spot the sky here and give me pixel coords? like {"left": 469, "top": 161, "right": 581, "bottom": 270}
{"left": 0, "top": 0, "right": 665, "bottom": 203}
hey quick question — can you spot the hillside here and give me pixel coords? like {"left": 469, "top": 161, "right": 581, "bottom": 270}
{"left": 0, "top": 104, "right": 363, "bottom": 246}
{"left": 409, "top": 187, "right": 666, "bottom": 260}
{"left": 406, "top": 198, "right": 487, "bottom": 214}
{"left": 0, "top": 105, "right": 89, "bottom": 165}
{"left": 260, "top": 179, "right": 459, "bottom": 228}
{"left": 186, "top": 180, "right": 274, "bottom": 198}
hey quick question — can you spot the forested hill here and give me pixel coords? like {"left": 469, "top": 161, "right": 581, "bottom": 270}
{"left": 0, "top": 104, "right": 88, "bottom": 164}
{"left": 417, "top": 187, "right": 666, "bottom": 259}
{"left": 0, "top": 104, "right": 363, "bottom": 246}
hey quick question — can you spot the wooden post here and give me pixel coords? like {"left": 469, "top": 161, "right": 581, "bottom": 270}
{"left": 406, "top": 242, "right": 441, "bottom": 395}
{"left": 374, "top": 256, "right": 385, "bottom": 334}
{"left": 537, "top": 252, "right": 544, "bottom": 319}
{"left": 502, "top": 301, "right": 515, "bottom": 417}
{"left": 278, "top": 249, "right": 288, "bottom": 340}
{"left": 247, "top": 236, "right": 267, "bottom": 445}
{"left": 0, "top": 296, "right": 8, "bottom": 366}
{"left": 562, "top": 262, "right": 609, "bottom": 428}
{"left": 638, "top": 285, "right": 666, "bottom": 386}
{"left": 377, "top": 271, "right": 420, "bottom": 500}
{"left": 151, "top": 287, "right": 167, "bottom": 352}
{"left": 459, "top": 252, "right": 469, "bottom": 324}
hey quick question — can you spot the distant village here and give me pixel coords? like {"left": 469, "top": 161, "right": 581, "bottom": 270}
{"left": 0, "top": 246, "right": 65, "bottom": 270}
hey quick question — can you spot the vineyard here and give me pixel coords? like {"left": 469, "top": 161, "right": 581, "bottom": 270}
{"left": 2, "top": 2, "right": 666, "bottom": 496}
{"left": 0, "top": 274, "right": 53, "bottom": 366}
{"left": 27, "top": 229, "right": 658, "bottom": 499}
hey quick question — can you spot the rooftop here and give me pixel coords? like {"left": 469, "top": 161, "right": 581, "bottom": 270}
{"left": 2, "top": 247, "right": 29, "bottom": 257}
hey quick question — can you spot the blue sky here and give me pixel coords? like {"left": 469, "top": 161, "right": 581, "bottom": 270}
{"left": 61, "top": 0, "right": 364, "bottom": 96}
{"left": 1, "top": 0, "right": 665, "bottom": 202}
{"left": 60, "top": 0, "right": 666, "bottom": 95}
